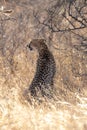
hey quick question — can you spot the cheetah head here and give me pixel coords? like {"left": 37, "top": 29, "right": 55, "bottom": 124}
{"left": 27, "top": 39, "right": 47, "bottom": 51}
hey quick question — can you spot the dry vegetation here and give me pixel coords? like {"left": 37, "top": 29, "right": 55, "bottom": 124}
{"left": 0, "top": 0, "right": 87, "bottom": 130}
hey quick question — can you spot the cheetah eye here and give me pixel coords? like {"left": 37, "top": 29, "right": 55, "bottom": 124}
{"left": 27, "top": 44, "right": 33, "bottom": 51}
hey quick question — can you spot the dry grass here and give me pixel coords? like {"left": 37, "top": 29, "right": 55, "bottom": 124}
{"left": 0, "top": 89, "right": 87, "bottom": 130}
{"left": 0, "top": 0, "right": 87, "bottom": 130}
{"left": 0, "top": 49, "right": 87, "bottom": 130}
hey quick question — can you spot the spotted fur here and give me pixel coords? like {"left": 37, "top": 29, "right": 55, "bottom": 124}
{"left": 27, "top": 39, "right": 56, "bottom": 97}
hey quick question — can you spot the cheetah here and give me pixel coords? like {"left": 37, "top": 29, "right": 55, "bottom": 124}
{"left": 27, "top": 39, "right": 56, "bottom": 98}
